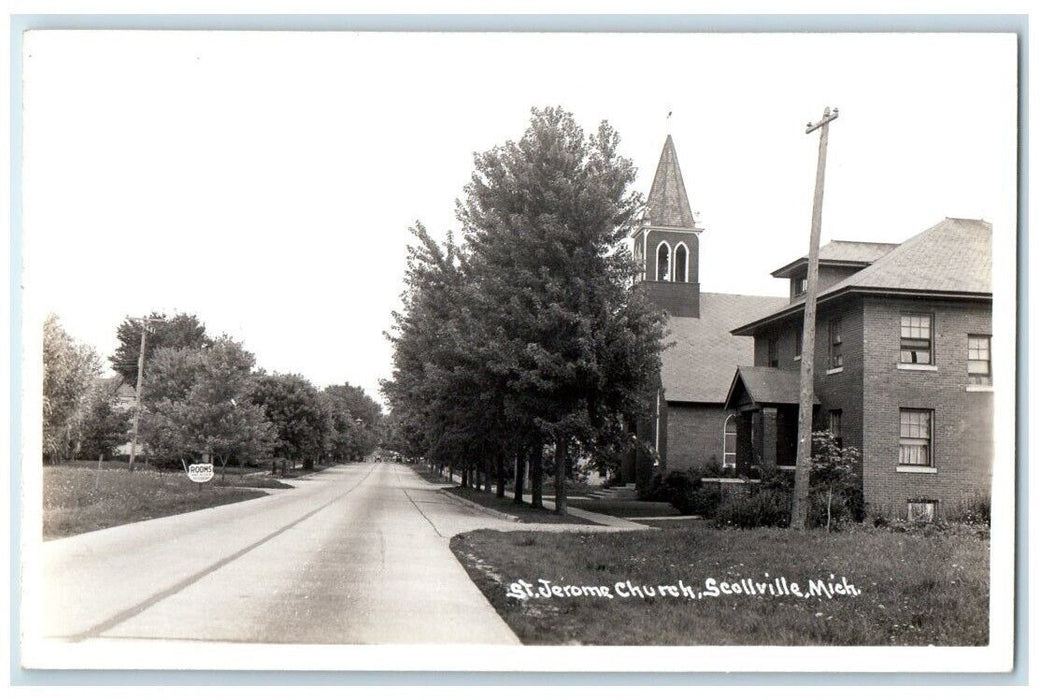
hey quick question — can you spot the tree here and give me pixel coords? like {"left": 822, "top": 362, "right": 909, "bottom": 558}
{"left": 809, "top": 431, "right": 862, "bottom": 531}
{"left": 457, "top": 106, "right": 666, "bottom": 514}
{"left": 110, "top": 312, "right": 209, "bottom": 387}
{"left": 140, "top": 336, "right": 274, "bottom": 473}
{"left": 43, "top": 314, "right": 101, "bottom": 463}
{"left": 250, "top": 373, "right": 331, "bottom": 472}
{"left": 79, "top": 379, "right": 130, "bottom": 461}
{"left": 384, "top": 108, "right": 665, "bottom": 515}
{"left": 324, "top": 383, "right": 383, "bottom": 462}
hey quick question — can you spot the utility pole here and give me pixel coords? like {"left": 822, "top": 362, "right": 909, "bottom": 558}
{"left": 127, "top": 317, "right": 151, "bottom": 472}
{"left": 791, "top": 106, "right": 839, "bottom": 530}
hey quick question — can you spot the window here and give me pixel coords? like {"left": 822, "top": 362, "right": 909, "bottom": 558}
{"left": 899, "top": 409, "right": 933, "bottom": 467}
{"left": 673, "top": 243, "right": 688, "bottom": 283}
{"left": 767, "top": 337, "right": 779, "bottom": 367}
{"left": 829, "top": 318, "right": 843, "bottom": 369}
{"left": 900, "top": 314, "right": 933, "bottom": 365}
{"left": 634, "top": 239, "right": 644, "bottom": 280}
{"left": 907, "top": 500, "right": 937, "bottom": 524}
{"left": 828, "top": 409, "right": 843, "bottom": 449}
{"left": 968, "top": 335, "right": 992, "bottom": 385}
{"left": 723, "top": 414, "right": 737, "bottom": 469}
{"left": 793, "top": 275, "right": 807, "bottom": 297}
{"left": 794, "top": 327, "right": 803, "bottom": 359}
{"left": 656, "top": 242, "right": 671, "bottom": 282}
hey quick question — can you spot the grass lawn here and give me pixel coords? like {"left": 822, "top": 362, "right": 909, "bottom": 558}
{"left": 409, "top": 465, "right": 601, "bottom": 525}
{"left": 42, "top": 463, "right": 291, "bottom": 540}
{"left": 451, "top": 525, "right": 989, "bottom": 646}
{"left": 575, "top": 499, "right": 681, "bottom": 519}
{"left": 445, "top": 487, "right": 602, "bottom": 526}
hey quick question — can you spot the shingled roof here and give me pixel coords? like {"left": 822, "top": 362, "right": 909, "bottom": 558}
{"left": 733, "top": 218, "right": 992, "bottom": 335}
{"left": 723, "top": 366, "right": 818, "bottom": 410}
{"left": 661, "top": 292, "right": 786, "bottom": 403}
{"left": 643, "top": 135, "right": 697, "bottom": 229}
{"left": 771, "top": 240, "right": 899, "bottom": 278}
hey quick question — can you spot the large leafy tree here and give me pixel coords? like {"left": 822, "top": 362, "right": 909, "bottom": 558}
{"left": 110, "top": 312, "right": 209, "bottom": 387}
{"left": 323, "top": 384, "right": 383, "bottom": 463}
{"left": 140, "top": 336, "right": 274, "bottom": 472}
{"left": 457, "top": 106, "right": 665, "bottom": 513}
{"left": 385, "top": 107, "right": 665, "bottom": 514}
{"left": 42, "top": 314, "right": 102, "bottom": 463}
{"left": 250, "top": 373, "right": 331, "bottom": 471}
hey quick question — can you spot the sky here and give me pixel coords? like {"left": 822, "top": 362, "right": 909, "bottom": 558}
{"left": 21, "top": 31, "right": 1017, "bottom": 406}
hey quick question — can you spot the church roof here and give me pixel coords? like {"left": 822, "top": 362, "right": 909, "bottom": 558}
{"left": 661, "top": 292, "right": 787, "bottom": 403}
{"left": 644, "top": 135, "right": 697, "bottom": 229}
{"left": 733, "top": 218, "right": 992, "bottom": 336}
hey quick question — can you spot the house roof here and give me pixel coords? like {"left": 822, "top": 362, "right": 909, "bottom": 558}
{"left": 643, "top": 134, "right": 697, "bottom": 229}
{"left": 661, "top": 292, "right": 786, "bottom": 403}
{"left": 771, "top": 240, "right": 899, "bottom": 278}
{"left": 733, "top": 218, "right": 992, "bottom": 335}
{"left": 723, "top": 366, "right": 818, "bottom": 410}
{"left": 94, "top": 375, "right": 134, "bottom": 399}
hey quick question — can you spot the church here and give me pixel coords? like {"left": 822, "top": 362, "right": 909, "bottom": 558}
{"left": 624, "top": 135, "right": 784, "bottom": 493}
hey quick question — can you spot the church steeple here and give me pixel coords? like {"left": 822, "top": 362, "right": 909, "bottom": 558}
{"left": 644, "top": 134, "right": 697, "bottom": 229}
{"left": 633, "top": 133, "right": 703, "bottom": 318}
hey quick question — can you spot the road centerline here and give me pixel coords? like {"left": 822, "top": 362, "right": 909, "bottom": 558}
{"left": 66, "top": 464, "right": 377, "bottom": 642}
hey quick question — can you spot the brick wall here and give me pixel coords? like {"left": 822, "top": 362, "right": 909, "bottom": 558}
{"left": 860, "top": 297, "right": 993, "bottom": 518}
{"left": 665, "top": 403, "right": 733, "bottom": 471}
{"left": 753, "top": 297, "right": 866, "bottom": 455}
{"left": 640, "top": 228, "right": 701, "bottom": 318}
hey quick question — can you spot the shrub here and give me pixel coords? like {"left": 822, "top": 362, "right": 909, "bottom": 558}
{"left": 943, "top": 492, "right": 991, "bottom": 526}
{"left": 681, "top": 485, "right": 723, "bottom": 518}
{"left": 713, "top": 488, "right": 791, "bottom": 529}
{"left": 700, "top": 455, "right": 724, "bottom": 477}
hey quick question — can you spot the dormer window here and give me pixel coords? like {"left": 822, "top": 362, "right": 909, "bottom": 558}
{"left": 793, "top": 275, "right": 807, "bottom": 297}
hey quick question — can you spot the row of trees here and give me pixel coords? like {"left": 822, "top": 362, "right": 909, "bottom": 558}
{"left": 382, "top": 107, "right": 667, "bottom": 515}
{"left": 42, "top": 312, "right": 383, "bottom": 471}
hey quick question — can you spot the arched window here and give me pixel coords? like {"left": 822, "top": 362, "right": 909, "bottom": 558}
{"left": 655, "top": 242, "right": 671, "bottom": 282}
{"left": 633, "top": 238, "right": 645, "bottom": 280}
{"left": 673, "top": 243, "right": 688, "bottom": 283}
{"left": 723, "top": 414, "right": 738, "bottom": 469}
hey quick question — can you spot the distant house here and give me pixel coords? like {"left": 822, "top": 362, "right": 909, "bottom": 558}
{"left": 94, "top": 375, "right": 138, "bottom": 456}
{"left": 725, "top": 218, "right": 993, "bottom": 520}
{"left": 623, "top": 135, "right": 783, "bottom": 492}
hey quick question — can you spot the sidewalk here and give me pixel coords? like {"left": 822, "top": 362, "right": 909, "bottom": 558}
{"left": 431, "top": 468, "right": 650, "bottom": 531}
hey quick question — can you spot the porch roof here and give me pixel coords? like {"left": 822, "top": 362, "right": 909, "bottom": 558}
{"left": 723, "top": 366, "right": 818, "bottom": 410}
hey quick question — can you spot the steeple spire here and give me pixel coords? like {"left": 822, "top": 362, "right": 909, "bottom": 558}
{"left": 644, "top": 134, "right": 696, "bottom": 229}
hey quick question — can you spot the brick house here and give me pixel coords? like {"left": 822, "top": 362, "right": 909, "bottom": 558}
{"left": 624, "top": 135, "right": 783, "bottom": 492}
{"left": 724, "top": 218, "right": 993, "bottom": 520}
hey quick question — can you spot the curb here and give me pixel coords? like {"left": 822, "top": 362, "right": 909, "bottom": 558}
{"left": 438, "top": 487, "right": 520, "bottom": 522}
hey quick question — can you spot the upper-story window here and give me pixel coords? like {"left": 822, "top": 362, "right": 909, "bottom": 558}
{"left": 767, "top": 337, "right": 779, "bottom": 368}
{"left": 793, "top": 275, "right": 807, "bottom": 297}
{"left": 656, "top": 242, "right": 671, "bottom": 282}
{"left": 794, "top": 327, "right": 803, "bottom": 359}
{"left": 968, "top": 335, "right": 992, "bottom": 386}
{"left": 900, "top": 314, "right": 933, "bottom": 365}
{"left": 673, "top": 243, "right": 688, "bottom": 283}
{"left": 829, "top": 318, "right": 843, "bottom": 369}
{"left": 634, "top": 238, "right": 645, "bottom": 280}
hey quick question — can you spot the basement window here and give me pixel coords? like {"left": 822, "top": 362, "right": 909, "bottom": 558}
{"left": 907, "top": 500, "right": 937, "bottom": 524}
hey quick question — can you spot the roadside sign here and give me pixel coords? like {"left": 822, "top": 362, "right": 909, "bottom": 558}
{"left": 186, "top": 463, "right": 215, "bottom": 483}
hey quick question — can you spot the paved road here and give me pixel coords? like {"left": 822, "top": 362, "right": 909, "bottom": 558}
{"left": 40, "top": 462, "right": 528, "bottom": 646}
